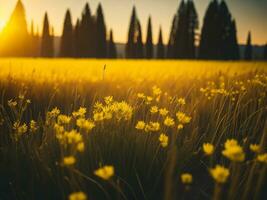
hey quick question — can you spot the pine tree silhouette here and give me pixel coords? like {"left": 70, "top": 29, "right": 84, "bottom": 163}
{"left": 96, "top": 4, "right": 107, "bottom": 58}
{"left": 80, "top": 3, "right": 94, "bottom": 57}
{"left": 60, "top": 9, "right": 74, "bottom": 57}
{"left": 41, "top": 12, "right": 54, "bottom": 57}
{"left": 0, "top": 0, "right": 30, "bottom": 56}
{"left": 167, "top": 15, "right": 177, "bottom": 58}
{"left": 244, "top": 31, "right": 252, "bottom": 60}
{"left": 264, "top": 44, "right": 267, "bottom": 60}
{"left": 145, "top": 16, "right": 153, "bottom": 59}
{"left": 186, "top": 0, "right": 198, "bottom": 59}
{"left": 229, "top": 20, "right": 240, "bottom": 60}
{"left": 173, "top": 0, "right": 187, "bottom": 58}
{"left": 126, "top": 6, "right": 138, "bottom": 58}
{"left": 199, "top": 0, "right": 220, "bottom": 59}
{"left": 108, "top": 30, "right": 117, "bottom": 58}
{"left": 136, "top": 20, "right": 144, "bottom": 58}
{"left": 74, "top": 19, "right": 81, "bottom": 57}
{"left": 157, "top": 27, "right": 165, "bottom": 59}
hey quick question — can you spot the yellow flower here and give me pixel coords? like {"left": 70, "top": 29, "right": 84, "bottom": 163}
{"left": 135, "top": 121, "right": 146, "bottom": 130}
{"left": 177, "top": 124, "right": 184, "bottom": 130}
{"left": 93, "top": 112, "right": 104, "bottom": 122}
{"left": 76, "top": 118, "right": 95, "bottom": 132}
{"left": 63, "top": 156, "right": 76, "bottom": 166}
{"left": 203, "top": 143, "right": 214, "bottom": 155}
{"left": 104, "top": 96, "right": 114, "bottom": 105}
{"left": 57, "top": 114, "right": 71, "bottom": 125}
{"left": 249, "top": 144, "right": 260, "bottom": 153}
{"left": 145, "top": 96, "right": 153, "bottom": 104}
{"left": 137, "top": 93, "right": 145, "bottom": 99}
{"left": 181, "top": 173, "right": 193, "bottom": 184}
{"left": 145, "top": 122, "right": 160, "bottom": 132}
{"left": 257, "top": 153, "right": 267, "bottom": 163}
{"left": 222, "top": 139, "right": 245, "bottom": 162}
{"left": 72, "top": 107, "right": 87, "bottom": 118}
{"left": 224, "top": 139, "right": 238, "bottom": 149}
{"left": 77, "top": 142, "right": 85, "bottom": 152}
{"left": 69, "top": 192, "right": 87, "bottom": 200}
{"left": 152, "top": 86, "right": 162, "bottom": 96}
{"left": 177, "top": 98, "right": 186, "bottom": 106}
{"left": 176, "top": 112, "right": 191, "bottom": 124}
{"left": 150, "top": 106, "right": 158, "bottom": 114}
{"left": 94, "top": 165, "right": 114, "bottom": 180}
{"left": 13, "top": 122, "right": 27, "bottom": 135}
{"left": 159, "top": 133, "right": 168, "bottom": 148}
{"left": 159, "top": 108, "right": 169, "bottom": 116}
{"left": 210, "top": 165, "right": 230, "bottom": 183}
{"left": 164, "top": 117, "right": 175, "bottom": 127}
{"left": 8, "top": 99, "right": 17, "bottom": 107}
{"left": 29, "top": 120, "right": 38, "bottom": 133}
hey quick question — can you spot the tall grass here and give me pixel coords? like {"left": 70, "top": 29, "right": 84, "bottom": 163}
{"left": 0, "top": 59, "right": 266, "bottom": 200}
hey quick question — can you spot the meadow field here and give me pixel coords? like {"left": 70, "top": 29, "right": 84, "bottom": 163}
{"left": 0, "top": 59, "right": 266, "bottom": 200}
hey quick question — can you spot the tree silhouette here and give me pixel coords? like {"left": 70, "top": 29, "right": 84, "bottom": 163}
{"left": 41, "top": 12, "right": 54, "bottom": 57}
{"left": 80, "top": 3, "right": 95, "bottom": 57}
{"left": 167, "top": 15, "right": 177, "bottom": 58}
{"left": 199, "top": 0, "right": 220, "bottom": 59}
{"left": 186, "top": 0, "right": 198, "bottom": 59}
{"left": 264, "top": 44, "right": 267, "bottom": 60}
{"left": 108, "top": 30, "right": 117, "bottom": 58}
{"left": 157, "top": 27, "right": 165, "bottom": 59}
{"left": 199, "top": 0, "right": 239, "bottom": 60}
{"left": 30, "top": 21, "right": 40, "bottom": 57}
{"left": 171, "top": 0, "right": 198, "bottom": 59}
{"left": 136, "top": 20, "right": 144, "bottom": 58}
{"left": 0, "top": 0, "right": 30, "bottom": 57}
{"left": 126, "top": 6, "right": 138, "bottom": 58}
{"left": 244, "top": 31, "right": 252, "bottom": 60}
{"left": 96, "top": 4, "right": 107, "bottom": 58}
{"left": 145, "top": 16, "right": 153, "bottom": 59}
{"left": 74, "top": 19, "right": 81, "bottom": 57}
{"left": 60, "top": 9, "right": 74, "bottom": 57}
{"left": 229, "top": 20, "right": 240, "bottom": 60}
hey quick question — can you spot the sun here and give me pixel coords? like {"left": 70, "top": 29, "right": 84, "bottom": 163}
{"left": 0, "top": 20, "right": 6, "bottom": 31}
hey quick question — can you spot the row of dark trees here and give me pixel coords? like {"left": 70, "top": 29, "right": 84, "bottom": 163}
{"left": 0, "top": 0, "right": 266, "bottom": 60}
{"left": 41, "top": 3, "right": 117, "bottom": 58}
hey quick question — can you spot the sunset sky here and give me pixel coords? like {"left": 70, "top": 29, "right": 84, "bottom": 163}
{"left": 0, "top": 0, "right": 266, "bottom": 45}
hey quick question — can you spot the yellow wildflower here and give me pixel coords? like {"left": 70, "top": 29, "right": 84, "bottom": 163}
{"left": 249, "top": 144, "right": 260, "bottom": 153}
{"left": 150, "top": 106, "right": 158, "bottom": 114}
{"left": 145, "top": 122, "right": 160, "bottom": 132}
{"left": 29, "top": 120, "right": 38, "bottom": 133}
{"left": 152, "top": 86, "right": 162, "bottom": 96}
{"left": 104, "top": 96, "right": 113, "bottom": 105}
{"left": 159, "top": 108, "right": 169, "bottom": 116}
{"left": 8, "top": 99, "right": 17, "bottom": 107}
{"left": 72, "top": 107, "right": 87, "bottom": 118}
{"left": 63, "top": 156, "right": 76, "bottom": 166}
{"left": 77, "top": 142, "right": 85, "bottom": 152}
{"left": 57, "top": 114, "right": 71, "bottom": 125}
{"left": 135, "top": 121, "right": 146, "bottom": 130}
{"left": 164, "top": 117, "right": 175, "bottom": 127}
{"left": 176, "top": 112, "right": 191, "bottom": 124}
{"left": 94, "top": 165, "right": 114, "bottom": 180}
{"left": 159, "top": 133, "right": 168, "bottom": 147}
{"left": 181, "top": 173, "right": 193, "bottom": 184}
{"left": 177, "top": 98, "right": 186, "bottom": 106}
{"left": 13, "top": 122, "right": 27, "bottom": 135}
{"left": 210, "top": 165, "right": 230, "bottom": 184}
{"left": 203, "top": 143, "right": 214, "bottom": 155}
{"left": 76, "top": 118, "right": 95, "bottom": 132}
{"left": 257, "top": 153, "right": 267, "bottom": 163}
{"left": 69, "top": 192, "right": 87, "bottom": 200}
{"left": 222, "top": 139, "right": 245, "bottom": 162}
{"left": 137, "top": 93, "right": 145, "bottom": 99}
{"left": 177, "top": 124, "right": 184, "bottom": 130}
{"left": 93, "top": 112, "right": 104, "bottom": 122}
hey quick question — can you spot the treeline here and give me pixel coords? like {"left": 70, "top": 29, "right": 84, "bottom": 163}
{"left": 0, "top": 0, "right": 266, "bottom": 60}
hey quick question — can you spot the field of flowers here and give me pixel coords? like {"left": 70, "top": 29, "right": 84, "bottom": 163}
{"left": 0, "top": 59, "right": 266, "bottom": 200}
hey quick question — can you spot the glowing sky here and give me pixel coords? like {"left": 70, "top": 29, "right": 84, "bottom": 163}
{"left": 0, "top": 0, "right": 266, "bottom": 45}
